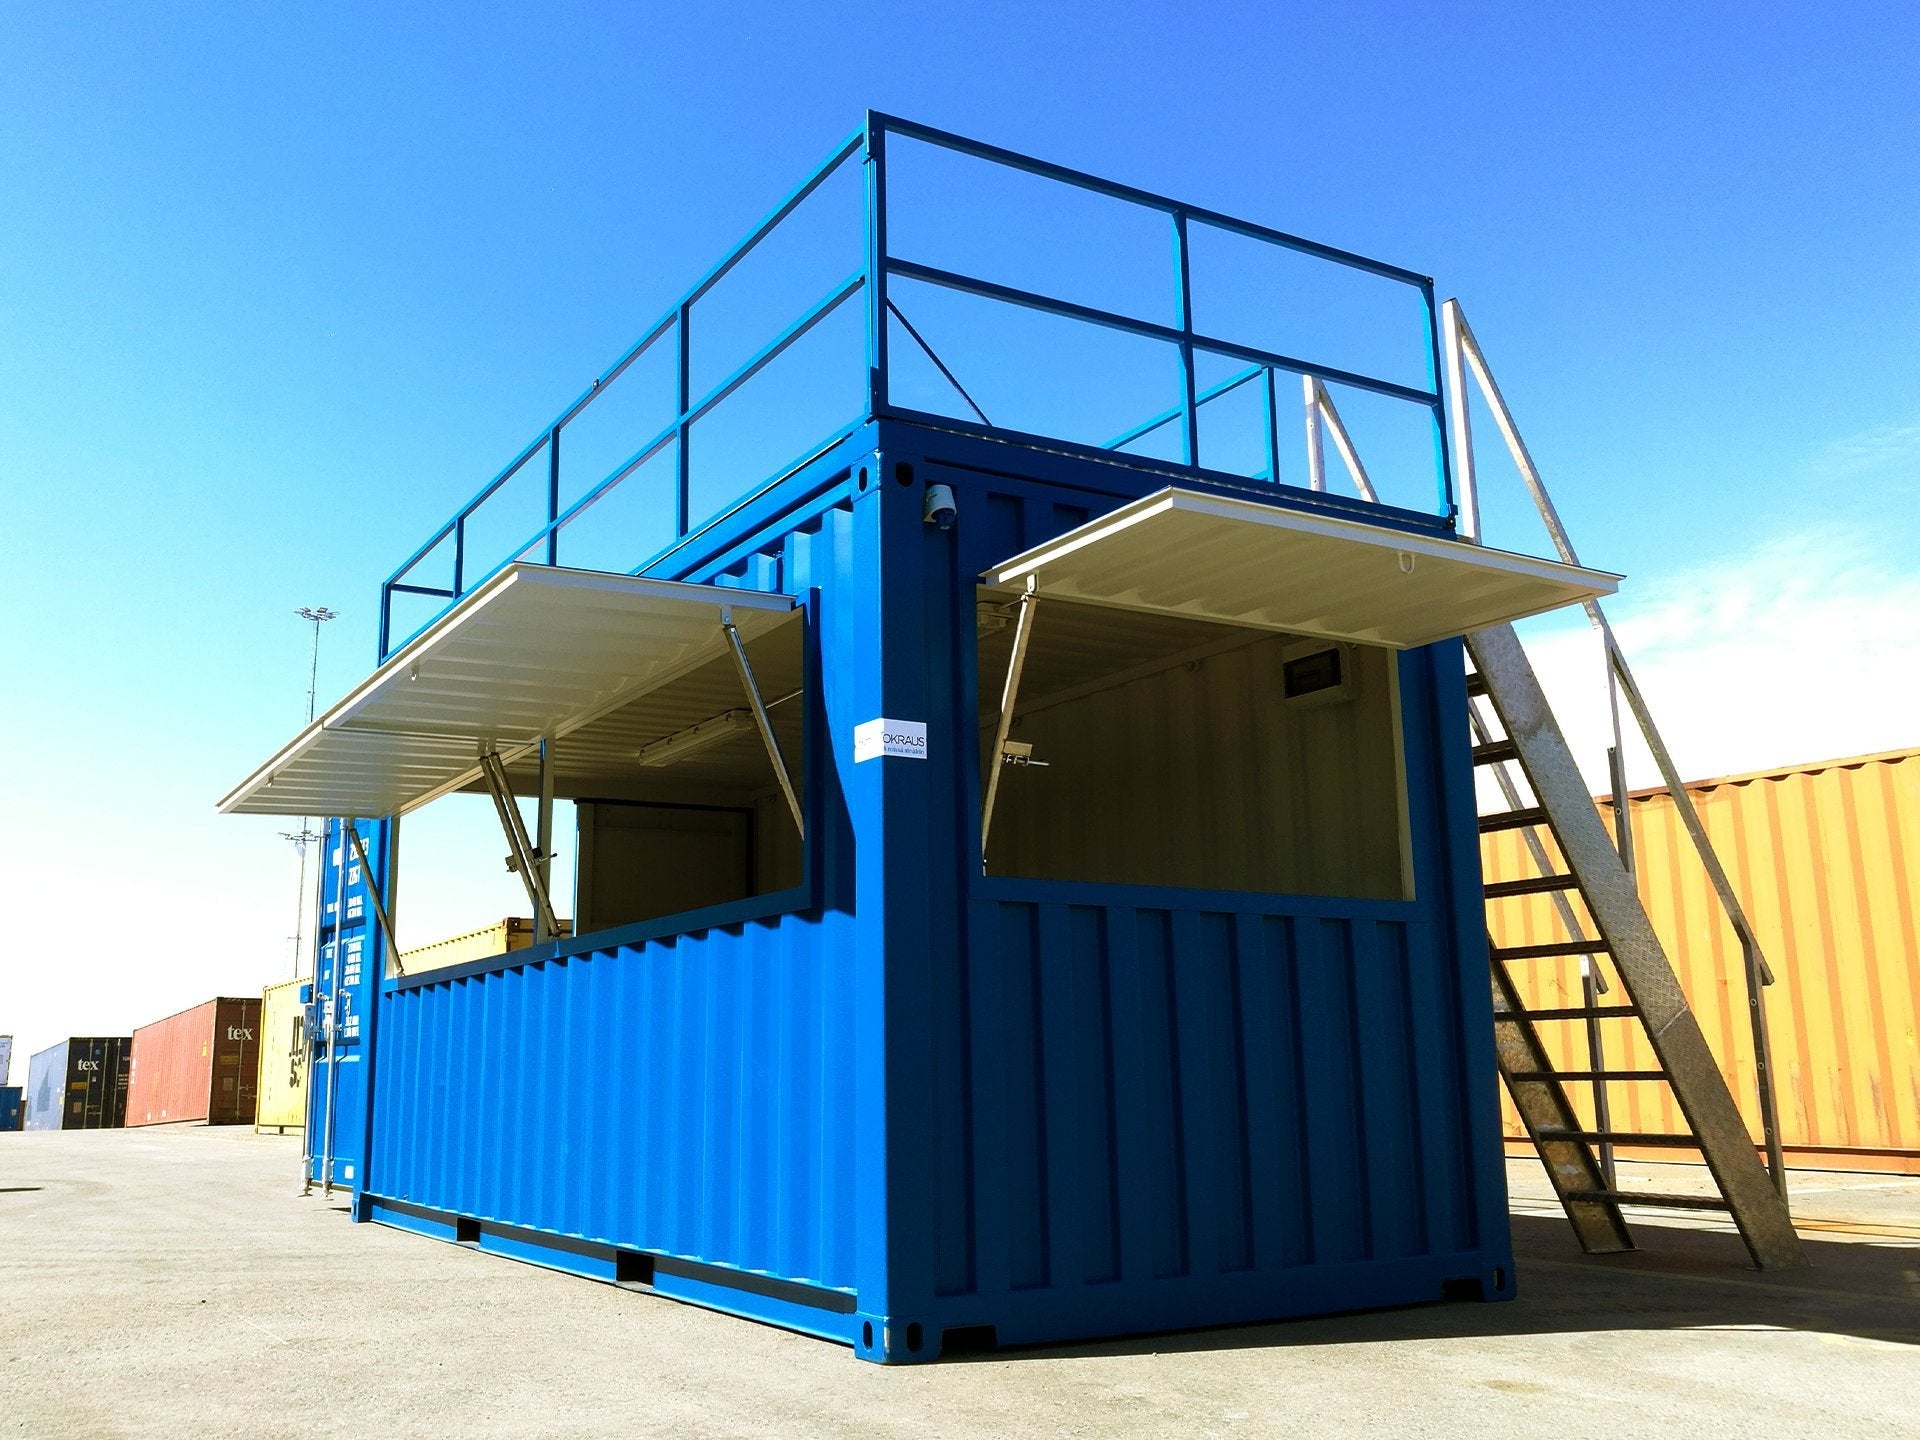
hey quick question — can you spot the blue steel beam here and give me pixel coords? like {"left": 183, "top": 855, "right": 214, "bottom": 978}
{"left": 384, "top": 113, "right": 1454, "bottom": 654}
{"left": 384, "top": 275, "right": 868, "bottom": 652}
{"left": 500, "top": 273, "right": 862, "bottom": 583}
{"left": 887, "top": 258, "right": 1439, "bottom": 408}
{"left": 1263, "top": 367, "right": 1282, "bottom": 485}
{"left": 1171, "top": 213, "right": 1200, "bottom": 467}
{"left": 1107, "top": 363, "right": 1266, "bottom": 451}
{"left": 864, "top": 116, "right": 890, "bottom": 417}
{"left": 1419, "top": 279, "right": 1458, "bottom": 520}
{"left": 382, "top": 125, "right": 866, "bottom": 598}
{"left": 868, "top": 111, "right": 1432, "bottom": 289}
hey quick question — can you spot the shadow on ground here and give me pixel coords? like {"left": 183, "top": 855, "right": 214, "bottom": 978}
{"left": 963, "top": 1215, "right": 1920, "bottom": 1363}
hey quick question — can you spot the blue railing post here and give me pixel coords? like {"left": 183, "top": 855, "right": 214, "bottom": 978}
{"left": 546, "top": 425, "right": 561, "bottom": 565}
{"left": 453, "top": 516, "right": 466, "bottom": 597}
{"left": 1262, "top": 367, "right": 1281, "bottom": 485}
{"left": 1421, "top": 280, "right": 1456, "bottom": 523}
{"left": 1171, "top": 212, "right": 1199, "bottom": 469}
{"left": 864, "top": 115, "right": 890, "bottom": 419}
{"left": 378, "top": 583, "right": 392, "bottom": 662}
{"left": 675, "top": 303, "right": 692, "bottom": 537}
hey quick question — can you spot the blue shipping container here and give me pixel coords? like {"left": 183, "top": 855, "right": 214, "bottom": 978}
{"left": 219, "top": 116, "right": 1620, "bottom": 1360}
{"left": 0, "top": 1086, "right": 21, "bottom": 1132}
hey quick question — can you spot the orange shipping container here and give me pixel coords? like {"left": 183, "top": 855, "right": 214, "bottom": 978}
{"left": 1485, "top": 746, "right": 1920, "bottom": 1174}
{"left": 126, "top": 998, "right": 263, "bottom": 1127}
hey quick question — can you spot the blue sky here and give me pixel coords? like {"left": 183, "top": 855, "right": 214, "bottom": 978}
{"left": 2, "top": 3, "right": 1916, "bottom": 1066}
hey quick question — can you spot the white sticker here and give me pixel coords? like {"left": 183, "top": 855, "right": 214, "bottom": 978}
{"left": 854, "top": 718, "right": 929, "bottom": 762}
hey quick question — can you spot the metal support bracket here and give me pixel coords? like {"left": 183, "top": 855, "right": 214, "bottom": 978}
{"left": 722, "top": 609, "right": 804, "bottom": 838}
{"left": 477, "top": 750, "right": 561, "bottom": 939}
{"left": 345, "top": 822, "right": 405, "bottom": 978}
{"left": 535, "top": 738, "right": 555, "bottom": 943}
{"left": 980, "top": 576, "right": 1038, "bottom": 865}
{"left": 1303, "top": 376, "right": 1380, "bottom": 503}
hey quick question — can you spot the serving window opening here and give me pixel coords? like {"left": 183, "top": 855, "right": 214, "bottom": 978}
{"left": 519, "top": 608, "right": 806, "bottom": 941}
{"left": 976, "top": 590, "right": 1411, "bottom": 901}
{"left": 392, "top": 606, "right": 809, "bottom": 976}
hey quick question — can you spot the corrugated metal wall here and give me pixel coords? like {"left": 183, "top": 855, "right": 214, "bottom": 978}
{"left": 209, "top": 998, "right": 263, "bottom": 1125}
{"left": 1485, "top": 746, "right": 1920, "bottom": 1172}
{"left": 352, "top": 432, "right": 1516, "bottom": 1356}
{"left": 939, "top": 901, "right": 1484, "bottom": 1298}
{"left": 127, "top": 1001, "right": 219, "bottom": 1126}
{"left": 367, "top": 497, "right": 867, "bottom": 1308}
{"left": 375, "top": 909, "right": 860, "bottom": 1295}
{"left": 25, "top": 1038, "right": 130, "bottom": 1130}
{"left": 900, "top": 456, "right": 1513, "bottom": 1347}
{"left": 255, "top": 978, "right": 306, "bottom": 1130}
{"left": 24, "top": 1043, "right": 67, "bottom": 1131}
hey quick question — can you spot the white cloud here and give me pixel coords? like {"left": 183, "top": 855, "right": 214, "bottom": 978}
{"left": 1805, "top": 419, "right": 1920, "bottom": 486}
{"left": 1515, "top": 525, "right": 1920, "bottom": 793}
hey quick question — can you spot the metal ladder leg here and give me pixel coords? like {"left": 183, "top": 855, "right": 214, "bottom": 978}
{"left": 1468, "top": 623, "right": 1806, "bottom": 1270}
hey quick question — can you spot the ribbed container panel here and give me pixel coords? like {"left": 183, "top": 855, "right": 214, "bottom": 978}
{"left": 372, "top": 909, "right": 860, "bottom": 1296}
{"left": 25, "top": 1038, "right": 130, "bottom": 1130}
{"left": 934, "top": 898, "right": 1483, "bottom": 1306}
{"left": 127, "top": 999, "right": 262, "bottom": 1127}
{"left": 1485, "top": 746, "right": 1920, "bottom": 1172}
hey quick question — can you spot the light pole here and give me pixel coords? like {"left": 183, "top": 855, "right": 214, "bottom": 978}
{"left": 296, "top": 606, "right": 338, "bottom": 725}
{"left": 286, "top": 607, "right": 338, "bottom": 976}
{"left": 279, "top": 825, "right": 324, "bottom": 975}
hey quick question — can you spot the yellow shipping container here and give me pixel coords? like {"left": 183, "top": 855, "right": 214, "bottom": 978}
{"left": 1485, "top": 745, "right": 1920, "bottom": 1174}
{"left": 398, "top": 917, "right": 573, "bottom": 975}
{"left": 255, "top": 976, "right": 308, "bottom": 1131}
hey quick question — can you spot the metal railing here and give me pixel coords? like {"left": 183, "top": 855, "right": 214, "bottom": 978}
{"left": 379, "top": 114, "right": 1453, "bottom": 657}
{"left": 1441, "top": 298, "right": 1789, "bottom": 1196}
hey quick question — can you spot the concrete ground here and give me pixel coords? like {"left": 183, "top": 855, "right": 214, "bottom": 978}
{"left": 2, "top": 1127, "right": 1916, "bottom": 1439}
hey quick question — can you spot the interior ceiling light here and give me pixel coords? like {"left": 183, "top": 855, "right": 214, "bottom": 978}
{"left": 638, "top": 709, "right": 754, "bottom": 768}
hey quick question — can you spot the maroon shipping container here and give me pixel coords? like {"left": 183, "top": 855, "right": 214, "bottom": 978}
{"left": 126, "top": 998, "right": 263, "bottom": 1126}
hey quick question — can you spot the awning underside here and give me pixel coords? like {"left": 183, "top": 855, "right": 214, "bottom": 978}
{"left": 981, "top": 488, "right": 1619, "bottom": 648}
{"left": 219, "top": 566, "right": 798, "bottom": 818}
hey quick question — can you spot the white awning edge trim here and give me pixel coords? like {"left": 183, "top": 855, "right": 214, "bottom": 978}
{"left": 218, "top": 564, "right": 796, "bottom": 818}
{"left": 979, "top": 487, "right": 1620, "bottom": 649}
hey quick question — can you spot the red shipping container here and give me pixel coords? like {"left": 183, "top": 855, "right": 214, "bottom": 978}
{"left": 127, "top": 998, "right": 263, "bottom": 1126}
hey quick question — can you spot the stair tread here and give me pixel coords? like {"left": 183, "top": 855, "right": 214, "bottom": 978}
{"left": 1538, "top": 1129, "right": 1702, "bottom": 1148}
{"left": 1472, "top": 739, "right": 1520, "bottom": 765}
{"left": 1564, "top": 1189, "right": 1732, "bottom": 1212}
{"left": 1507, "top": 1068, "right": 1670, "bottom": 1082}
{"left": 1480, "top": 806, "right": 1550, "bottom": 833}
{"left": 1485, "top": 873, "right": 1580, "bottom": 899}
{"left": 1492, "top": 938, "right": 1611, "bottom": 960}
{"left": 1500, "top": 1004, "right": 1639, "bottom": 1022}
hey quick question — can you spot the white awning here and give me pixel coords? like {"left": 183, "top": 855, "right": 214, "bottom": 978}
{"left": 981, "top": 488, "right": 1618, "bottom": 648}
{"left": 218, "top": 565, "right": 796, "bottom": 818}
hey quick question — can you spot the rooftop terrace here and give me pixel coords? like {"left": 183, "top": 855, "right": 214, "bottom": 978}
{"left": 380, "top": 113, "right": 1456, "bottom": 656}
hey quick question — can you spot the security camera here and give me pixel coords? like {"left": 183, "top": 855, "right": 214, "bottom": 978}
{"left": 922, "top": 482, "right": 957, "bottom": 530}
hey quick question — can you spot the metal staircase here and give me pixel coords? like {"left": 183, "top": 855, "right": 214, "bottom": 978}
{"left": 1468, "top": 625, "right": 1804, "bottom": 1269}
{"left": 1436, "top": 301, "right": 1806, "bottom": 1270}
